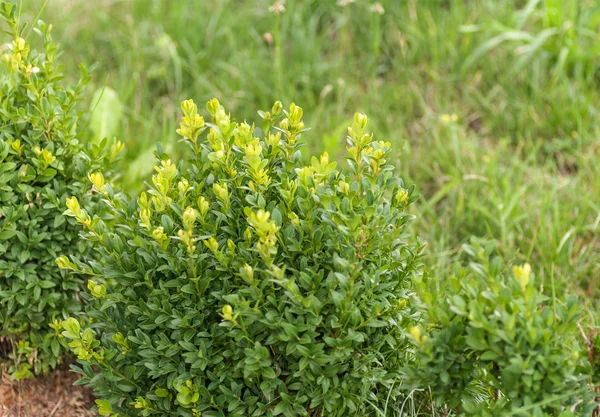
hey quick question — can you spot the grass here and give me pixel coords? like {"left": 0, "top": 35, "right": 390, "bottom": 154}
{"left": 12, "top": 0, "right": 600, "bottom": 414}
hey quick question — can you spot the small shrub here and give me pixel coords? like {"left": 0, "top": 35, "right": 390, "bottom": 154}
{"left": 0, "top": 3, "right": 119, "bottom": 378}
{"left": 60, "top": 98, "right": 422, "bottom": 416}
{"left": 408, "top": 239, "right": 596, "bottom": 416}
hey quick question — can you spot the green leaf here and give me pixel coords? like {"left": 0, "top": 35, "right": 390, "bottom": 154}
{"left": 177, "top": 390, "right": 192, "bottom": 405}
{"left": 155, "top": 388, "right": 169, "bottom": 397}
{"left": 51, "top": 339, "right": 60, "bottom": 358}
{"left": 89, "top": 86, "right": 123, "bottom": 143}
{"left": 19, "top": 250, "right": 30, "bottom": 263}
{"left": 96, "top": 399, "right": 113, "bottom": 415}
{"left": 61, "top": 318, "right": 80, "bottom": 338}
{"left": 0, "top": 229, "right": 16, "bottom": 240}
{"left": 53, "top": 214, "right": 66, "bottom": 228}
{"left": 262, "top": 367, "right": 276, "bottom": 379}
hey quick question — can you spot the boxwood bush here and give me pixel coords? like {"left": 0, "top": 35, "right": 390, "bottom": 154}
{"left": 59, "top": 98, "right": 423, "bottom": 416}
{"left": 0, "top": 3, "right": 119, "bottom": 378}
{"left": 408, "top": 239, "right": 596, "bottom": 416}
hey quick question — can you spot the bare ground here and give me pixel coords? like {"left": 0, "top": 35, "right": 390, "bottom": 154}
{"left": 0, "top": 366, "right": 94, "bottom": 417}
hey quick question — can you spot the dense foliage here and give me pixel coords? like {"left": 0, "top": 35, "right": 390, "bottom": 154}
{"left": 408, "top": 240, "right": 597, "bottom": 416}
{"left": 0, "top": 3, "right": 119, "bottom": 378}
{"left": 4, "top": 3, "right": 600, "bottom": 414}
{"left": 59, "top": 98, "right": 423, "bottom": 416}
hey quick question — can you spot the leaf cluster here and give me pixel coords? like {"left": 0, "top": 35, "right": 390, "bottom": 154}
{"left": 61, "top": 98, "right": 422, "bottom": 416}
{"left": 0, "top": 3, "right": 117, "bottom": 378}
{"left": 408, "top": 239, "right": 596, "bottom": 416}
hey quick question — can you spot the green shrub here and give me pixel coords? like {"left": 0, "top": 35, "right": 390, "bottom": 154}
{"left": 59, "top": 98, "right": 422, "bottom": 416}
{"left": 408, "top": 239, "right": 596, "bottom": 416}
{"left": 0, "top": 3, "right": 119, "bottom": 378}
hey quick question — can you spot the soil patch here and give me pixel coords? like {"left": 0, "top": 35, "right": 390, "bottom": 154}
{"left": 0, "top": 365, "right": 94, "bottom": 417}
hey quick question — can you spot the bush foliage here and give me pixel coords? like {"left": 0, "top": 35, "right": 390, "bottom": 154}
{"left": 0, "top": 3, "right": 119, "bottom": 378}
{"left": 408, "top": 240, "right": 596, "bottom": 416}
{"left": 60, "top": 98, "right": 422, "bottom": 416}
{"left": 6, "top": 4, "right": 600, "bottom": 414}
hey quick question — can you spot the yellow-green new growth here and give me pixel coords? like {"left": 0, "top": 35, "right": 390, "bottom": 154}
{"left": 183, "top": 206, "right": 198, "bottom": 230}
{"left": 246, "top": 209, "right": 280, "bottom": 261}
{"left": 197, "top": 196, "right": 210, "bottom": 219}
{"left": 213, "top": 182, "right": 230, "bottom": 207}
{"left": 513, "top": 263, "right": 532, "bottom": 292}
{"left": 88, "top": 280, "right": 106, "bottom": 298}
{"left": 177, "top": 99, "right": 205, "bottom": 144}
{"left": 65, "top": 196, "right": 91, "bottom": 228}
{"left": 410, "top": 326, "right": 427, "bottom": 346}
{"left": 178, "top": 229, "right": 196, "bottom": 254}
{"left": 151, "top": 226, "right": 169, "bottom": 248}
{"left": 34, "top": 147, "right": 56, "bottom": 168}
{"left": 88, "top": 172, "right": 106, "bottom": 193}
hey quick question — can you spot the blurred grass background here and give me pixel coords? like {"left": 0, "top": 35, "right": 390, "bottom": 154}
{"left": 17, "top": 0, "right": 600, "bottom": 318}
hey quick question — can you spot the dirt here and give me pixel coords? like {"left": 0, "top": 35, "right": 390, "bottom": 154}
{"left": 0, "top": 366, "right": 94, "bottom": 417}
